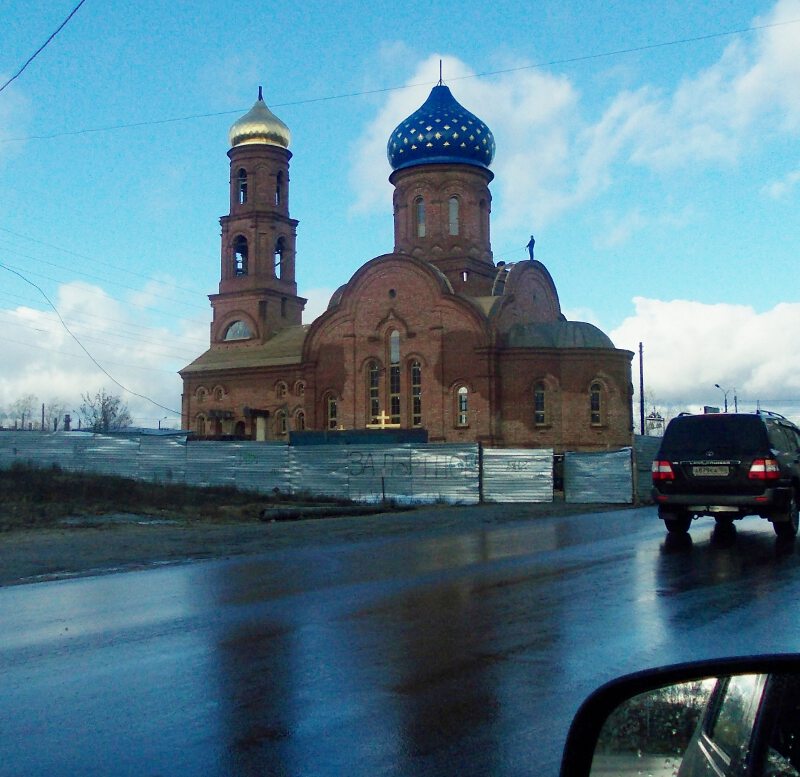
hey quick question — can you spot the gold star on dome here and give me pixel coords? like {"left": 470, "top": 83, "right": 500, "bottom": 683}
{"left": 434, "top": 132, "right": 442, "bottom": 139}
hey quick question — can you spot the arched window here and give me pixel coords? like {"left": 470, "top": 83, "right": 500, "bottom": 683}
{"left": 590, "top": 382, "right": 603, "bottom": 426}
{"left": 368, "top": 360, "right": 381, "bottom": 423}
{"left": 275, "top": 381, "right": 287, "bottom": 399}
{"left": 275, "top": 171, "right": 283, "bottom": 206}
{"left": 295, "top": 410, "right": 305, "bottom": 431}
{"left": 534, "top": 382, "right": 547, "bottom": 425}
{"left": 410, "top": 360, "right": 422, "bottom": 427}
{"left": 237, "top": 169, "right": 248, "bottom": 204}
{"left": 295, "top": 381, "right": 305, "bottom": 397}
{"left": 223, "top": 320, "right": 252, "bottom": 341}
{"left": 196, "top": 387, "right": 207, "bottom": 404}
{"left": 415, "top": 197, "right": 426, "bottom": 237}
{"left": 456, "top": 386, "right": 469, "bottom": 427}
{"left": 233, "top": 235, "right": 248, "bottom": 275}
{"left": 274, "top": 237, "right": 285, "bottom": 279}
{"left": 326, "top": 395, "right": 338, "bottom": 430}
{"left": 448, "top": 196, "right": 459, "bottom": 235}
{"left": 196, "top": 414, "right": 207, "bottom": 436}
{"left": 389, "top": 331, "right": 401, "bottom": 424}
{"left": 275, "top": 410, "right": 287, "bottom": 436}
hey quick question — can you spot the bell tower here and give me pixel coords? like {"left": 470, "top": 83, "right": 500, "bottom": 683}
{"left": 209, "top": 88, "right": 306, "bottom": 345}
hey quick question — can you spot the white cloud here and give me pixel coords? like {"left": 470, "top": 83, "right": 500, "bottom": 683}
{"left": 302, "top": 286, "right": 337, "bottom": 323}
{"left": 350, "top": 2, "right": 800, "bottom": 230}
{"left": 611, "top": 297, "right": 800, "bottom": 421}
{"left": 0, "top": 281, "right": 202, "bottom": 427}
{"left": 762, "top": 167, "right": 800, "bottom": 199}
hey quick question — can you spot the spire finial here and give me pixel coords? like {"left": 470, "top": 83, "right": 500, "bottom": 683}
{"left": 438, "top": 59, "right": 443, "bottom": 86}
{"left": 258, "top": 85, "right": 263, "bottom": 101}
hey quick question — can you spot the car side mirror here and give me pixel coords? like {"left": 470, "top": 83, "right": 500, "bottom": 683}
{"left": 560, "top": 655, "right": 800, "bottom": 777}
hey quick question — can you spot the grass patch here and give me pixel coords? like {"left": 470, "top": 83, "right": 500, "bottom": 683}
{"left": 0, "top": 462, "right": 354, "bottom": 531}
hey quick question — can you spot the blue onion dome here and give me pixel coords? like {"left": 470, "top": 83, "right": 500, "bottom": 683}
{"left": 387, "top": 84, "right": 495, "bottom": 171}
{"left": 229, "top": 87, "right": 291, "bottom": 149}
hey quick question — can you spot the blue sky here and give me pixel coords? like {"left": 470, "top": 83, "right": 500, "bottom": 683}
{"left": 1, "top": 0, "right": 799, "bottom": 427}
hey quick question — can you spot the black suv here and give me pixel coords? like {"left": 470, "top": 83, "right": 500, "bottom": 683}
{"left": 652, "top": 411, "right": 800, "bottom": 537}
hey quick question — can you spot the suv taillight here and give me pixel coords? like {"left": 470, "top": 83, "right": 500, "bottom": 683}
{"left": 748, "top": 458, "right": 781, "bottom": 481}
{"left": 652, "top": 460, "right": 675, "bottom": 482}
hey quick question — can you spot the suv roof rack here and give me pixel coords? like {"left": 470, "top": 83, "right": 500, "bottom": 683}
{"left": 756, "top": 409, "right": 788, "bottom": 420}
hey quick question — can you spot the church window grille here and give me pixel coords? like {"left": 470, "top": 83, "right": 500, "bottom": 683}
{"left": 415, "top": 197, "right": 426, "bottom": 237}
{"left": 274, "top": 237, "right": 285, "bottom": 279}
{"left": 590, "top": 382, "right": 603, "bottom": 426}
{"left": 368, "top": 361, "right": 381, "bottom": 423}
{"left": 276, "top": 381, "right": 287, "bottom": 399}
{"left": 196, "top": 414, "right": 207, "bottom": 436}
{"left": 276, "top": 410, "right": 287, "bottom": 436}
{"left": 237, "top": 169, "right": 248, "bottom": 204}
{"left": 326, "top": 395, "right": 338, "bottom": 430}
{"left": 295, "top": 381, "right": 305, "bottom": 397}
{"left": 448, "top": 196, "right": 459, "bottom": 235}
{"left": 411, "top": 361, "right": 422, "bottom": 427}
{"left": 233, "top": 236, "right": 248, "bottom": 275}
{"left": 295, "top": 410, "right": 305, "bottom": 431}
{"left": 389, "top": 331, "right": 401, "bottom": 424}
{"left": 534, "top": 382, "right": 547, "bottom": 425}
{"left": 456, "top": 386, "right": 469, "bottom": 427}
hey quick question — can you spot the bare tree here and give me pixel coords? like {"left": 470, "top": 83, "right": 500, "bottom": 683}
{"left": 9, "top": 394, "right": 38, "bottom": 430}
{"left": 79, "top": 389, "right": 132, "bottom": 433}
{"left": 44, "top": 398, "right": 70, "bottom": 431}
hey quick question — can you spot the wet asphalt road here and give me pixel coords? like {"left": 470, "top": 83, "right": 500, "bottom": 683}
{"left": 2, "top": 507, "right": 800, "bottom": 777}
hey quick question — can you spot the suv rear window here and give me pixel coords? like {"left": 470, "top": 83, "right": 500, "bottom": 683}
{"left": 659, "top": 415, "right": 769, "bottom": 458}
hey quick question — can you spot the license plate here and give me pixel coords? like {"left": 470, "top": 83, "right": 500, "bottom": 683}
{"left": 692, "top": 465, "right": 729, "bottom": 477}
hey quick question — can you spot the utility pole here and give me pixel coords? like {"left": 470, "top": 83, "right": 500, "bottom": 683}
{"left": 639, "top": 342, "right": 645, "bottom": 435}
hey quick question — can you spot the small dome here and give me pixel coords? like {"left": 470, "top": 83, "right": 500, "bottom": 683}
{"left": 505, "top": 320, "right": 616, "bottom": 349}
{"left": 229, "top": 87, "right": 291, "bottom": 149}
{"left": 387, "top": 84, "right": 495, "bottom": 172}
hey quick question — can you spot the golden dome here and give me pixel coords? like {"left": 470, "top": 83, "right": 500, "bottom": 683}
{"left": 228, "top": 87, "right": 291, "bottom": 149}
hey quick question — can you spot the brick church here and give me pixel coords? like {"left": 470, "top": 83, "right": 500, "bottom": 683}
{"left": 180, "top": 83, "right": 634, "bottom": 450}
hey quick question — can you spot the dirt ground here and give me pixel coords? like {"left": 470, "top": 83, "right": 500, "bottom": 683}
{"left": 0, "top": 502, "right": 629, "bottom": 587}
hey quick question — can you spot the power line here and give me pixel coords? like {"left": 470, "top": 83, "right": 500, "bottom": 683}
{"left": 2, "top": 16, "right": 799, "bottom": 143}
{"left": 0, "top": 262, "right": 181, "bottom": 415}
{"left": 0, "top": 288, "right": 209, "bottom": 345}
{"left": 0, "top": 247, "right": 210, "bottom": 313}
{"left": 0, "top": 312, "right": 200, "bottom": 360}
{"left": 0, "top": 334, "right": 187, "bottom": 375}
{"left": 0, "top": 0, "right": 89, "bottom": 95}
{"left": 0, "top": 226, "right": 211, "bottom": 298}
{"left": 0, "top": 259, "right": 212, "bottom": 325}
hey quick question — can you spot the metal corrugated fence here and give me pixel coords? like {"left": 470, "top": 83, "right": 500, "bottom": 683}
{"left": 633, "top": 435, "right": 662, "bottom": 503}
{"left": 1, "top": 432, "right": 641, "bottom": 505}
{"left": 563, "top": 448, "right": 633, "bottom": 503}
{"left": 482, "top": 448, "right": 553, "bottom": 502}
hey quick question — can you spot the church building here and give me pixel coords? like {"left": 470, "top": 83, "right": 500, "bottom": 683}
{"left": 180, "top": 83, "right": 634, "bottom": 451}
